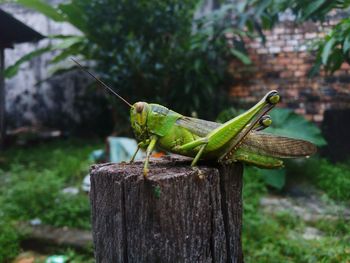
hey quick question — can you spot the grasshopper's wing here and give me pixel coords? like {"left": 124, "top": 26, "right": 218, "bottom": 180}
{"left": 241, "top": 132, "right": 317, "bottom": 158}
{"left": 176, "top": 117, "right": 317, "bottom": 158}
{"left": 176, "top": 116, "right": 221, "bottom": 137}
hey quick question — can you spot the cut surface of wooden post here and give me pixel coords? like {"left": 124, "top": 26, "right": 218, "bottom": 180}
{"left": 90, "top": 156, "right": 243, "bottom": 263}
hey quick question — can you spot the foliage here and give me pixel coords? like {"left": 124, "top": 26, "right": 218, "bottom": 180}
{"left": 0, "top": 138, "right": 349, "bottom": 261}
{"left": 5, "top": 0, "right": 289, "bottom": 133}
{"left": 302, "top": 1, "right": 350, "bottom": 73}
{"left": 1, "top": 139, "right": 98, "bottom": 183}
{"left": 278, "top": 0, "right": 350, "bottom": 74}
{"left": 43, "top": 194, "right": 91, "bottom": 229}
{"left": 286, "top": 157, "right": 350, "bottom": 201}
{"left": 312, "top": 17, "right": 350, "bottom": 74}
{"left": 0, "top": 219, "right": 21, "bottom": 262}
{"left": 280, "top": 0, "right": 349, "bottom": 22}
{"left": 5, "top": 0, "right": 350, "bottom": 129}
{"left": 217, "top": 107, "right": 325, "bottom": 189}
{"left": 312, "top": 218, "right": 350, "bottom": 236}
{"left": 242, "top": 165, "right": 267, "bottom": 215}
{"left": 243, "top": 165, "right": 350, "bottom": 262}
{"left": 243, "top": 212, "right": 350, "bottom": 262}
{"left": 0, "top": 139, "right": 102, "bottom": 229}
{"left": 0, "top": 166, "right": 64, "bottom": 221}
{"left": 267, "top": 108, "right": 327, "bottom": 146}
{"left": 0, "top": 139, "right": 101, "bottom": 260}
{"left": 245, "top": 0, "right": 350, "bottom": 73}
{"left": 314, "top": 159, "right": 350, "bottom": 200}
{"left": 0, "top": 166, "right": 91, "bottom": 229}
{"left": 257, "top": 168, "right": 286, "bottom": 190}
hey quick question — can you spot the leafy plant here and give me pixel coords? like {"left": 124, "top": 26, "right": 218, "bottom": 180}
{"left": 242, "top": 170, "right": 350, "bottom": 262}
{"left": 43, "top": 193, "right": 91, "bottom": 230}
{"left": 0, "top": 139, "right": 102, "bottom": 229}
{"left": 275, "top": 0, "right": 350, "bottom": 74}
{"left": 314, "top": 159, "right": 350, "bottom": 201}
{"left": 267, "top": 108, "right": 327, "bottom": 146}
{"left": 0, "top": 166, "right": 64, "bottom": 221}
{"left": 5, "top": 0, "right": 286, "bottom": 133}
{"left": 0, "top": 219, "right": 21, "bottom": 262}
{"left": 311, "top": 17, "right": 350, "bottom": 74}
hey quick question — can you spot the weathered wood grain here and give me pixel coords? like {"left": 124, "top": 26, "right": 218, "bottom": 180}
{"left": 90, "top": 156, "right": 243, "bottom": 263}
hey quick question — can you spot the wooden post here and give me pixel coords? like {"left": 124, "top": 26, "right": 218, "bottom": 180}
{"left": 90, "top": 156, "right": 243, "bottom": 263}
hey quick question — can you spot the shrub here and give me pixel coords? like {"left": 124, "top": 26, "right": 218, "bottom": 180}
{"left": 43, "top": 194, "right": 91, "bottom": 230}
{"left": 0, "top": 166, "right": 63, "bottom": 221}
{"left": 315, "top": 159, "right": 350, "bottom": 201}
{"left": 0, "top": 139, "right": 100, "bottom": 229}
{"left": 8, "top": 0, "right": 281, "bottom": 133}
{"left": 0, "top": 220, "right": 20, "bottom": 262}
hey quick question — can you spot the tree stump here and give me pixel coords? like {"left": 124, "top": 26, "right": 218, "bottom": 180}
{"left": 90, "top": 155, "right": 243, "bottom": 263}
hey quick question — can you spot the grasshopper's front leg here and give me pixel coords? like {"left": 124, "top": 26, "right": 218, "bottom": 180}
{"left": 130, "top": 145, "right": 140, "bottom": 163}
{"left": 254, "top": 115, "right": 272, "bottom": 131}
{"left": 143, "top": 136, "right": 158, "bottom": 177}
{"left": 130, "top": 140, "right": 150, "bottom": 163}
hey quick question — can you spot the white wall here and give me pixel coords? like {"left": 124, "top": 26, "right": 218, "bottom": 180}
{"left": 1, "top": 3, "right": 92, "bottom": 130}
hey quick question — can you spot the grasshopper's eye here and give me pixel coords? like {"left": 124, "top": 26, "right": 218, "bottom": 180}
{"left": 135, "top": 102, "right": 144, "bottom": 113}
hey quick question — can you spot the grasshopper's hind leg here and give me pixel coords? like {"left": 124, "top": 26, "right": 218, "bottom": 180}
{"left": 254, "top": 115, "right": 272, "bottom": 131}
{"left": 230, "top": 147, "right": 284, "bottom": 168}
{"left": 176, "top": 90, "right": 280, "bottom": 165}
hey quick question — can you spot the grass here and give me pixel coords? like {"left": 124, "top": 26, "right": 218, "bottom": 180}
{"left": 285, "top": 158, "right": 350, "bottom": 201}
{"left": 0, "top": 138, "right": 103, "bottom": 262}
{"left": 0, "top": 138, "right": 349, "bottom": 262}
{"left": 242, "top": 166, "right": 350, "bottom": 263}
{"left": 1, "top": 138, "right": 102, "bottom": 183}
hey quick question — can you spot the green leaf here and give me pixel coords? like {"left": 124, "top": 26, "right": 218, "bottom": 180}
{"left": 49, "top": 43, "right": 82, "bottom": 64}
{"left": 322, "top": 37, "right": 336, "bottom": 65}
{"left": 58, "top": 3, "right": 88, "bottom": 32}
{"left": 301, "top": 0, "right": 326, "bottom": 20}
{"left": 15, "top": 0, "right": 65, "bottom": 22}
{"left": 327, "top": 48, "right": 344, "bottom": 72}
{"left": 52, "top": 36, "right": 84, "bottom": 50}
{"left": 5, "top": 35, "right": 84, "bottom": 78}
{"left": 48, "top": 65, "right": 79, "bottom": 77}
{"left": 4, "top": 46, "right": 52, "bottom": 78}
{"left": 229, "top": 48, "right": 252, "bottom": 65}
{"left": 258, "top": 169, "right": 286, "bottom": 190}
{"left": 343, "top": 35, "right": 350, "bottom": 53}
{"left": 308, "top": 59, "right": 322, "bottom": 77}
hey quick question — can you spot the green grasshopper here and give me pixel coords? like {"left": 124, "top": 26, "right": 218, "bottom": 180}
{"left": 73, "top": 59, "right": 316, "bottom": 176}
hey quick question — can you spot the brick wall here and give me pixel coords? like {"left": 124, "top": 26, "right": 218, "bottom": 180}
{"left": 229, "top": 11, "right": 350, "bottom": 123}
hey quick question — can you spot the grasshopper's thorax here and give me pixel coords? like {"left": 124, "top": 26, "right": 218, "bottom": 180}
{"left": 131, "top": 102, "right": 182, "bottom": 142}
{"left": 130, "top": 102, "right": 150, "bottom": 141}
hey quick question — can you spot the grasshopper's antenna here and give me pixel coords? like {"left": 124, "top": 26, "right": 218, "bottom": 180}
{"left": 71, "top": 58, "right": 133, "bottom": 108}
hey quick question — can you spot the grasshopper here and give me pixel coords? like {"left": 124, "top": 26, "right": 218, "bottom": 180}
{"left": 73, "top": 59, "right": 316, "bottom": 176}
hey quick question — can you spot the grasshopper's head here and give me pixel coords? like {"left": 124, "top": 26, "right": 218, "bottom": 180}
{"left": 130, "top": 102, "right": 150, "bottom": 140}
